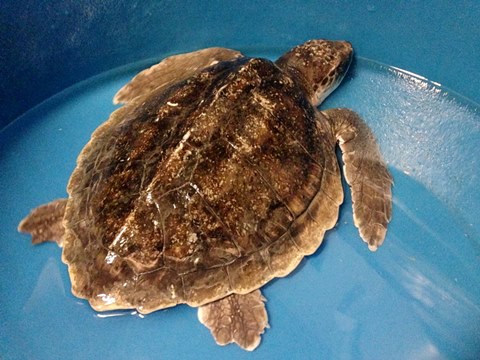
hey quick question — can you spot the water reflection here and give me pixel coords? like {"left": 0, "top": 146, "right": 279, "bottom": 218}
{"left": 95, "top": 310, "right": 144, "bottom": 318}
{"left": 368, "top": 169, "right": 480, "bottom": 357}
{"left": 23, "top": 257, "right": 66, "bottom": 313}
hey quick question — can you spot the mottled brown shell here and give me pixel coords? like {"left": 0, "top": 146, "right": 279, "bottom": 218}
{"left": 62, "top": 56, "right": 343, "bottom": 313}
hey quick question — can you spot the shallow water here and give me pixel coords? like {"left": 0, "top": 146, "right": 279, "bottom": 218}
{"left": 0, "top": 52, "right": 479, "bottom": 359}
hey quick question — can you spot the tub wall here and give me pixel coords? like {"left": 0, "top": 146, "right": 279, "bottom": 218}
{"left": 1, "top": 0, "right": 479, "bottom": 129}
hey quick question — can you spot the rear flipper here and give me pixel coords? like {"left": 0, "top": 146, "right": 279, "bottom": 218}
{"left": 322, "top": 109, "right": 393, "bottom": 251}
{"left": 198, "top": 290, "right": 269, "bottom": 351}
{"left": 18, "top": 198, "right": 67, "bottom": 245}
{"left": 113, "top": 47, "right": 243, "bottom": 104}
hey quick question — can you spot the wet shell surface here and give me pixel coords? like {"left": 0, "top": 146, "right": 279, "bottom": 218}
{"left": 62, "top": 55, "right": 344, "bottom": 313}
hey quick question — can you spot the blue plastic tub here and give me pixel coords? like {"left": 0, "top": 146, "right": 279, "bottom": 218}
{"left": 1, "top": 2, "right": 479, "bottom": 359}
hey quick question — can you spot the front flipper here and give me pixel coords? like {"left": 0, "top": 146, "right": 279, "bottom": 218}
{"left": 18, "top": 198, "right": 67, "bottom": 245}
{"left": 322, "top": 109, "right": 393, "bottom": 251}
{"left": 113, "top": 47, "right": 244, "bottom": 104}
{"left": 198, "top": 290, "right": 269, "bottom": 351}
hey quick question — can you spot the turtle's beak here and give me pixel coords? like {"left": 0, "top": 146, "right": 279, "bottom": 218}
{"left": 336, "top": 41, "right": 353, "bottom": 78}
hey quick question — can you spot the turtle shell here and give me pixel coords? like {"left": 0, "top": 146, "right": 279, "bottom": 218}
{"left": 62, "top": 56, "right": 344, "bottom": 313}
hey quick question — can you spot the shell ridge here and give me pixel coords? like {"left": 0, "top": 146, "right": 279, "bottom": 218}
{"left": 232, "top": 148, "right": 296, "bottom": 222}
{"left": 195, "top": 189, "right": 243, "bottom": 256}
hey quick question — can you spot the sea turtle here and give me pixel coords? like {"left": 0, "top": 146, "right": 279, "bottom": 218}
{"left": 18, "top": 40, "right": 392, "bottom": 351}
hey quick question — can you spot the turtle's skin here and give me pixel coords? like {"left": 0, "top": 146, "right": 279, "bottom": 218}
{"left": 19, "top": 40, "right": 392, "bottom": 351}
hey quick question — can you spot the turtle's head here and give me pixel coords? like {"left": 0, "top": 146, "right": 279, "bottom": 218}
{"left": 276, "top": 40, "right": 353, "bottom": 106}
